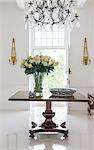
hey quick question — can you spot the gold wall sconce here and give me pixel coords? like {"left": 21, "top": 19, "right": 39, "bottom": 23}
{"left": 9, "top": 38, "right": 17, "bottom": 65}
{"left": 83, "top": 37, "right": 91, "bottom": 65}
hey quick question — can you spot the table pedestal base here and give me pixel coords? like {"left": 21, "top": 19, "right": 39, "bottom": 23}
{"left": 29, "top": 101, "right": 68, "bottom": 139}
{"left": 29, "top": 125, "right": 68, "bottom": 139}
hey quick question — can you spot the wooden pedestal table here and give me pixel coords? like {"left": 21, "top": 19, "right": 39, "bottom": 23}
{"left": 9, "top": 91, "right": 88, "bottom": 139}
{"left": 29, "top": 100, "right": 68, "bottom": 139}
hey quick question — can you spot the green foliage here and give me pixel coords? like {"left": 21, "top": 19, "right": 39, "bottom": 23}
{"left": 21, "top": 55, "right": 58, "bottom": 75}
{"left": 44, "top": 51, "right": 65, "bottom": 89}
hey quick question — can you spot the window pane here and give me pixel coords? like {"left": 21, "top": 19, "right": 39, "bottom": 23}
{"left": 58, "top": 39, "right": 64, "bottom": 47}
{"left": 53, "top": 39, "right": 59, "bottom": 46}
{"left": 35, "top": 31, "right": 41, "bottom": 39}
{"left": 46, "top": 39, "right": 53, "bottom": 46}
{"left": 35, "top": 38, "right": 41, "bottom": 46}
{"left": 58, "top": 32, "right": 64, "bottom": 39}
{"left": 33, "top": 49, "right": 66, "bottom": 91}
{"left": 53, "top": 32, "right": 58, "bottom": 38}
{"left": 41, "top": 39, "right": 47, "bottom": 46}
{"left": 34, "top": 26, "right": 65, "bottom": 47}
{"left": 46, "top": 32, "right": 52, "bottom": 38}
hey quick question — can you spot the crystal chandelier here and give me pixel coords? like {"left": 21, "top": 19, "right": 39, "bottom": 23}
{"left": 25, "top": 0, "right": 79, "bottom": 29}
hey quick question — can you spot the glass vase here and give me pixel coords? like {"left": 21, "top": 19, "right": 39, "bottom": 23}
{"left": 33, "top": 72, "right": 44, "bottom": 97}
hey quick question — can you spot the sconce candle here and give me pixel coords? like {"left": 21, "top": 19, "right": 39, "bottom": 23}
{"left": 9, "top": 38, "right": 17, "bottom": 65}
{"left": 83, "top": 37, "right": 91, "bottom": 65}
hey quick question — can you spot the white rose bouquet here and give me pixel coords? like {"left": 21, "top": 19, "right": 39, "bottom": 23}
{"left": 21, "top": 55, "right": 58, "bottom": 75}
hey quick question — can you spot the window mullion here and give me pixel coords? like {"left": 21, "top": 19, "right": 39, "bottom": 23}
{"left": 34, "top": 27, "right": 66, "bottom": 49}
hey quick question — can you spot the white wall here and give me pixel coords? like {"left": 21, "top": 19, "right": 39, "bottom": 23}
{"left": 0, "top": 3, "right": 29, "bottom": 110}
{"left": 69, "top": 1, "right": 94, "bottom": 111}
{"left": 92, "top": 0, "right": 94, "bottom": 85}
{"left": 0, "top": 1, "right": 94, "bottom": 111}
{"left": 70, "top": 1, "right": 93, "bottom": 87}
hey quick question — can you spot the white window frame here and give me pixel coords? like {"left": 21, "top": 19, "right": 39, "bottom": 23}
{"left": 29, "top": 27, "right": 70, "bottom": 109}
{"left": 29, "top": 27, "right": 70, "bottom": 91}
{"left": 31, "top": 28, "right": 68, "bottom": 50}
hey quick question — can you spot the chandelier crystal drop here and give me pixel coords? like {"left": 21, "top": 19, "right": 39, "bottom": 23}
{"left": 25, "top": 0, "right": 80, "bottom": 29}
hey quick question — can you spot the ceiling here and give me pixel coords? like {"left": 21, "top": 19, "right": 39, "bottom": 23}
{"left": 0, "top": 0, "right": 25, "bottom": 9}
{"left": 0, "top": 0, "right": 92, "bottom": 2}
{"left": 0, "top": 0, "right": 28, "bottom": 1}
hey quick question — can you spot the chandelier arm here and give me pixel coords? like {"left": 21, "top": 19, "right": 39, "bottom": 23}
{"left": 69, "top": 0, "right": 75, "bottom": 8}
{"left": 62, "top": 0, "right": 65, "bottom": 8}
{"left": 30, "top": 12, "right": 65, "bottom": 25}
{"left": 31, "top": 12, "right": 49, "bottom": 25}
{"left": 35, "top": 0, "right": 38, "bottom": 6}
{"left": 57, "top": 0, "right": 62, "bottom": 7}
{"left": 58, "top": 7, "right": 70, "bottom": 23}
{"left": 50, "top": 8, "right": 55, "bottom": 26}
{"left": 64, "top": 13, "right": 70, "bottom": 22}
{"left": 31, "top": 13, "right": 46, "bottom": 25}
{"left": 58, "top": 8, "right": 63, "bottom": 22}
{"left": 28, "top": 1, "right": 33, "bottom": 8}
{"left": 50, "top": 0, "right": 53, "bottom": 4}
{"left": 42, "top": 0, "right": 47, "bottom": 8}
{"left": 28, "top": 10, "right": 77, "bottom": 25}
{"left": 57, "top": 0, "right": 65, "bottom": 11}
{"left": 28, "top": 14, "right": 76, "bottom": 26}
{"left": 25, "top": 0, "right": 79, "bottom": 29}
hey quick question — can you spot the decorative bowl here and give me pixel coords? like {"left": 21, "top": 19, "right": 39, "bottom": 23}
{"left": 50, "top": 88, "right": 76, "bottom": 96}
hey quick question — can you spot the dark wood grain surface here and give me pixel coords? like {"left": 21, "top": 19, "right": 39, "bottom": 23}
{"left": 8, "top": 91, "right": 88, "bottom": 102}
